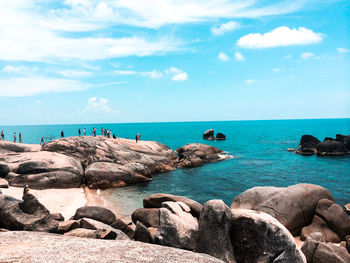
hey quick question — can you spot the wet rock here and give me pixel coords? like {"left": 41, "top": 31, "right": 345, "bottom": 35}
{"left": 335, "top": 134, "right": 350, "bottom": 150}
{"left": 133, "top": 221, "right": 154, "bottom": 243}
{"left": 301, "top": 215, "right": 340, "bottom": 243}
{"left": 143, "top": 193, "right": 202, "bottom": 218}
{"left": 298, "top": 135, "right": 320, "bottom": 155}
{"left": 73, "top": 206, "right": 116, "bottom": 225}
{"left": 197, "top": 200, "right": 236, "bottom": 263}
{"left": 131, "top": 208, "right": 159, "bottom": 228}
{"left": 203, "top": 129, "right": 214, "bottom": 140}
{"left": 216, "top": 133, "right": 226, "bottom": 140}
{"left": 286, "top": 148, "right": 295, "bottom": 152}
{"left": 316, "top": 140, "right": 347, "bottom": 155}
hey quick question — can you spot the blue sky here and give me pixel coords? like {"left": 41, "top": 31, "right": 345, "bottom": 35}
{"left": 0, "top": 0, "right": 349, "bottom": 125}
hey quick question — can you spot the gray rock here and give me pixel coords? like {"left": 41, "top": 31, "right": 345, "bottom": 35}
{"left": 301, "top": 232, "right": 326, "bottom": 263}
{"left": 155, "top": 201, "right": 198, "bottom": 251}
{"left": 197, "top": 200, "right": 236, "bottom": 263}
{"left": 313, "top": 242, "right": 350, "bottom": 263}
{"left": 110, "top": 218, "right": 135, "bottom": 239}
{"left": 301, "top": 215, "right": 340, "bottom": 243}
{"left": 231, "top": 183, "right": 334, "bottom": 235}
{"left": 131, "top": 208, "right": 160, "bottom": 228}
{"left": 133, "top": 221, "right": 154, "bottom": 243}
{"left": 231, "top": 209, "right": 306, "bottom": 263}
{"left": 73, "top": 206, "right": 116, "bottom": 225}
{"left": 0, "top": 194, "right": 21, "bottom": 211}
{"left": 0, "top": 163, "right": 10, "bottom": 178}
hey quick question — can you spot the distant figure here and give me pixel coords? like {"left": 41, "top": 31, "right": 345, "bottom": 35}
{"left": 84, "top": 128, "right": 86, "bottom": 136}
{"left": 93, "top": 127, "right": 96, "bottom": 137}
{"left": 1, "top": 130, "right": 4, "bottom": 140}
{"left": 13, "top": 132, "right": 16, "bottom": 143}
{"left": 40, "top": 136, "right": 45, "bottom": 145}
{"left": 136, "top": 133, "right": 141, "bottom": 143}
{"left": 104, "top": 129, "right": 107, "bottom": 137}
{"left": 113, "top": 134, "right": 116, "bottom": 139}
{"left": 61, "top": 130, "right": 64, "bottom": 138}
{"left": 101, "top": 128, "right": 103, "bottom": 135}
{"left": 23, "top": 185, "right": 29, "bottom": 195}
{"left": 78, "top": 128, "right": 81, "bottom": 136}
{"left": 19, "top": 132, "right": 22, "bottom": 143}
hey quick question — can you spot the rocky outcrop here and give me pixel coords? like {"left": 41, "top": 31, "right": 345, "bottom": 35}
{"left": 143, "top": 193, "right": 202, "bottom": 218}
{"left": 131, "top": 208, "right": 160, "bottom": 228}
{"left": 298, "top": 135, "right": 320, "bottom": 155}
{"left": 300, "top": 215, "right": 340, "bottom": 243}
{"left": 154, "top": 201, "right": 198, "bottom": 251}
{"left": 51, "top": 213, "right": 64, "bottom": 221}
{"left": 316, "top": 139, "right": 348, "bottom": 155}
{"left": 176, "top": 143, "right": 231, "bottom": 168}
{"left": 231, "top": 209, "right": 306, "bottom": 263}
{"left": 203, "top": 129, "right": 215, "bottom": 140}
{"left": 216, "top": 133, "right": 226, "bottom": 140}
{"left": 231, "top": 183, "right": 334, "bottom": 235}
{"left": 0, "top": 194, "right": 58, "bottom": 232}
{"left": 0, "top": 231, "right": 224, "bottom": 263}
{"left": 72, "top": 206, "right": 116, "bottom": 225}
{"left": 197, "top": 200, "right": 236, "bottom": 263}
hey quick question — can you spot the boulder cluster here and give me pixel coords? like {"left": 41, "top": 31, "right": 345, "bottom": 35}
{"left": 0, "top": 137, "right": 230, "bottom": 190}
{"left": 203, "top": 129, "right": 226, "bottom": 140}
{"left": 296, "top": 134, "right": 350, "bottom": 155}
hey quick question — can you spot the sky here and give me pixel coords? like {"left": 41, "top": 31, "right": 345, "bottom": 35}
{"left": 0, "top": 0, "right": 349, "bottom": 125}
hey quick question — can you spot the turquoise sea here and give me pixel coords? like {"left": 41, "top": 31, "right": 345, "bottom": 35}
{"left": 1, "top": 119, "right": 349, "bottom": 218}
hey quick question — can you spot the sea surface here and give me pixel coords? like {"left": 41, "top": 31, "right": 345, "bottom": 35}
{"left": 1, "top": 119, "right": 350, "bottom": 218}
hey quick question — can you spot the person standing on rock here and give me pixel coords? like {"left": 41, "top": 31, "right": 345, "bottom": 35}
{"left": 84, "top": 128, "right": 86, "bottom": 136}
{"left": 78, "top": 128, "right": 81, "bottom": 136}
{"left": 13, "top": 132, "right": 16, "bottom": 143}
{"left": 61, "top": 130, "right": 64, "bottom": 138}
{"left": 19, "top": 132, "right": 22, "bottom": 143}
{"left": 23, "top": 185, "right": 29, "bottom": 195}
{"left": 93, "top": 127, "right": 96, "bottom": 137}
{"left": 40, "top": 136, "right": 45, "bottom": 145}
{"left": 1, "top": 130, "right": 4, "bottom": 140}
{"left": 101, "top": 127, "right": 103, "bottom": 135}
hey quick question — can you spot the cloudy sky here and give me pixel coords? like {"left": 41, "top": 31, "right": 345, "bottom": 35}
{"left": 0, "top": 0, "right": 349, "bottom": 125}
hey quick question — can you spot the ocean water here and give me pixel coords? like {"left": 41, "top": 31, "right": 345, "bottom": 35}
{"left": 1, "top": 119, "right": 349, "bottom": 218}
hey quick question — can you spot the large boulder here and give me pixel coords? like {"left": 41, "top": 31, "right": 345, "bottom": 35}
{"left": 335, "top": 134, "right": 350, "bottom": 150}
{"left": 176, "top": 143, "right": 231, "bottom": 168}
{"left": 131, "top": 208, "right": 160, "bottom": 228}
{"left": 231, "top": 209, "right": 306, "bottom": 263}
{"left": 143, "top": 193, "right": 202, "bottom": 218}
{"left": 300, "top": 215, "right": 340, "bottom": 243}
{"left": 231, "top": 183, "right": 334, "bottom": 235}
{"left": 0, "top": 194, "right": 58, "bottom": 232}
{"left": 79, "top": 218, "right": 130, "bottom": 240}
{"left": 73, "top": 206, "right": 116, "bottom": 225}
{"left": 154, "top": 201, "right": 198, "bottom": 251}
{"left": 0, "top": 163, "right": 9, "bottom": 178}
{"left": 133, "top": 221, "right": 154, "bottom": 243}
{"left": 316, "top": 139, "right": 347, "bottom": 155}
{"left": 315, "top": 199, "right": 350, "bottom": 240}
{"left": 85, "top": 162, "right": 151, "bottom": 189}
{"left": 203, "top": 129, "right": 215, "bottom": 140}
{"left": 197, "top": 200, "right": 236, "bottom": 263}
{"left": 298, "top": 135, "right": 320, "bottom": 155}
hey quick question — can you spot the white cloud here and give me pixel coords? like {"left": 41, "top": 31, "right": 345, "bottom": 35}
{"left": 165, "top": 67, "right": 188, "bottom": 81}
{"left": 172, "top": 72, "right": 188, "bottom": 81}
{"left": 114, "top": 70, "right": 137, "bottom": 75}
{"left": 141, "top": 70, "right": 164, "bottom": 79}
{"left": 212, "top": 21, "right": 241, "bottom": 35}
{"left": 245, "top": 79, "right": 255, "bottom": 84}
{"left": 218, "top": 52, "right": 230, "bottom": 62}
{"left": 59, "top": 70, "right": 93, "bottom": 78}
{"left": 237, "top": 26, "right": 323, "bottom": 49}
{"left": 337, "top": 48, "right": 349, "bottom": 53}
{"left": 2, "top": 65, "right": 31, "bottom": 73}
{"left": 234, "top": 51, "right": 245, "bottom": 61}
{"left": 0, "top": 77, "right": 85, "bottom": 97}
{"left": 80, "top": 97, "right": 119, "bottom": 115}
{"left": 300, "top": 52, "right": 319, "bottom": 60}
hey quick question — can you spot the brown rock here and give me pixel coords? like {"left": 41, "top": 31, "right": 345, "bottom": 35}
{"left": 131, "top": 208, "right": 159, "bottom": 228}
{"left": 301, "top": 232, "right": 326, "bottom": 263}
{"left": 0, "top": 178, "right": 9, "bottom": 188}
{"left": 313, "top": 242, "right": 350, "bottom": 263}
{"left": 110, "top": 219, "right": 134, "bottom": 239}
{"left": 73, "top": 206, "right": 116, "bottom": 225}
{"left": 57, "top": 220, "right": 80, "bottom": 234}
{"left": 133, "top": 221, "right": 154, "bottom": 243}
{"left": 64, "top": 228, "right": 117, "bottom": 240}
{"left": 300, "top": 215, "right": 340, "bottom": 243}
{"left": 51, "top": 213, "right": 64, "bottom": 221}
{"left": 79, "top": 218, "right": 129, "bottom": 240}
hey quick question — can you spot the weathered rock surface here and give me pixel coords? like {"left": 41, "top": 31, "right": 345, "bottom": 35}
{"left": 72, "top": 206, "right": 116, "bottom": 225}
{"left": 131, "top": 208, "right": 160, "bottom": 228}
{"left": 64, "top": 228, "right": 119, "bottom": 240}
{"left": 197, "top": 200, "right": 236, "bottom": 263}
{"left": 154, "top": 201, "right": 198, "bottom": 251}
{"left": 143, "top": 193, "right": 202, "bottom": 218}
{"left": 0, "top": 141, "right": 42, "bottom": 153}
{"left": 301, "top": 215, "right": 340, "bottom": 243}
{"left": 0, "top": 178, "right": 9, "bottom": 188}
{"left": 176, "top": 143, "right": 231, "bottom": 168}
{"left": 231, "top": 183, "right": 334, "bottom": 235}
{"left": 0, "top": 231, "right": 224, "bottom": 263}
{"left": 0, "top": 194, "right": 58, "bottom": 232}
{"left": 315, "top": 199, "right": 350, "bottom": 240}
{"left": 203, "top": 129, "right": 215, "bottom": 140}
{"left": 231, "top": 209, "right": 306, "bottom": 263}
{"left": 57, "top": 220, "right": 80, "bottom": 234}
{"left": 110, "top": 218, "right": 135, "bottom": 239}
{"left": 133, "top": 221, "right": 154, "bottom": 243}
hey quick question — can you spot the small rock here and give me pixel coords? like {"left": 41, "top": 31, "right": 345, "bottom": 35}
{"left": 301, "top": 232, "right": 325, "bottom": 263}
{"left": 346, "top": 235, "right": 350, "bottom": 253}
{"left": 203, "top": 129, "right": 214, "bottom": 140}
{"left": 51, "top": 213, "right": 65, "bottom": 221}
{"left": 57, "top": 220, "right": 80, "bottom": 234}
{"left": 313, "top": 242, "right": 350, "bottom": 263}
{"left": 0, "top": 163, "right": 10, "bottom": 178}
{"left": 286, "top": 148, "right": 295, "bottom": 152}
{"left": 110, "top": 218, "right": 134, "bottom": 239}
{"left": 344, "top": 203, "right": 350, "bottom": 216}
{"left": 216, "top": 133, "right": 226, "bottom": 140}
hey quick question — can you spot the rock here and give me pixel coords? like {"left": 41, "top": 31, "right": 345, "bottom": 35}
{"left": 316, "top": 139, "right": 347, "bottom": 155}
{"left": 154, "top": 201, "right": 198, "bottom": 251}
{"left": 0, "top": 140, "right": 42, "bottom": 153}
{"left": 0, "top": 163, "right": 9, "bottom": 178}
{"left": 110, "top": 219, "right": 135, "bottom": 239}
{"left": 64, "top": 228, "right": 118, "bottom": 240}
{"left": 298, "top": 135, "right": 320, "bottom": 155}
{"left": 79, "top": 218, "right": 130, "bottom": 240}
{"left": 0, "top": 195, "right": 21, "bottom": 212}
{"left": 231, "top": 209, "right": 306, "bottom": 263}
{"left": 344, "top": 203, "right": 350, "bottom": 216}
{"left": 0, "top": 194, "right": 58, "bottom": 232}
{"left": 51, "top": 213, "right": 64, "bottom": 221}
{"left": 231, "top": 183, "right": 334, "bottom": 235}
{"left": 176, "top": 143, "right": 231, "bottom": 168}
{"left": 216, "top": 133, "right": 226, "bottom": 140}
{"left": 0, "top": 178, "right": 9, "bottom": 188}
{"left": 131, "top": 208, "right": 160, "bottom": 228}
{"left": 85, "top": 162, "right": 151, "bottom": 189}
{"left": 197, "top": 200, "right": 236, "bottom": 263}
{"left": 143, "top": 193, "right": 202, "bottom": 218}
{"left": 315, "top": 199, "right": 350, "bottom": 240}
{"left": 346, "top": 235, "right": 350, "bottom": 253}
{"left": 301, "top": 215, "right": 340, "bottom": 243}
{"left": 301, "top": 232, "right": 326, "bottom": 263}
{"left": 133, "top": 221, "right": 154, "bottom": 243}
{"left": 313, "top": 242, "right": 350, "bottom": 263}
{"left": 57, "top": 220, "right": 80, "bottom": 234}
{"left": 73, "top": 206, "right": 116, "bottom": 225}
{"left": 203, "top": 129, "right": 214, "bottom": 140}
{"left": 336, "top": 134, "right": 350, "bottom": 150}
{"left": 0, "top": 231, "right": 224, "bottom": 263}
{"left": 286, "top": 148, "right": 295, "bottom": 152}
{"left": 4, "top": 151, "right": 83, "bottom": 189}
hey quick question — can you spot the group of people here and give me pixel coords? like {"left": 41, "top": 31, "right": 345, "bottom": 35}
{"left": 0, "top": 130, "right": 23, "bottom": 143}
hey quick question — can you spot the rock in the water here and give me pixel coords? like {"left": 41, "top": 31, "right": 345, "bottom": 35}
{"left": 315, "top": 199, "right": 350, "bottom": 240}
{"left": 298, "top": 135, "right": 320, "bottom": 155}
{"left": 0, "top": 194, "right": 58, "bottom": 232}
{"left": 85, "top": 162, "right": 151, "bottom": 189}
{"left": 0, "top": 231, "right": 224, "bottom": 263}
{"left": 0, "top": 178, "right": 9, "bottom": 188}
{"left": 73, "top": 206, "right": 116, "bottom": 225}
{"left": 57, "top": 220, "right": 80, "bottom": 234}
{"left": 133, "top": 221, "right": 154, "bottom": 243}
{"left": 176, "top": 143, "right": 231, "bottom": 168}
{"left": 203, "top": 129, "right": 215, "bottom": 140}
{"left": 143, "top": 193, "right": 202, "bottom": 218}
{"left": 216, "top": 133, "right": 226, "bottom": 140}
{"left": 154, "top": 201, "right": 198, "bottom": 251}
{"left": 51, "top": 213, "right": 64, "bottom": 221}
{"left": 197, "top": 200, "right": 236, "bottom": 263}
{"left": 301, "top": 215, "right": 340, "bottom": 243}
{"left": 286, "top": 148, "right": 295, "bottom": 152}
{"left": 231, "top": 183, "right": 334, "bottom": 235}
{"left": 231, "top": 209, "right": 306, "bottom": 263}
{"left": 336, "top": 134, "right": 350, "bottom": 151}
{"left": 131, "top": 208, "right": 160, "bottom": 228}
{"left": 316, "top": 139, "right": 347, "bottom": 155}
{"left": 79, "top": 218, "right": 129, "bottom": 240}
{"left": 0, "top": 163, "right": 10, "bottom": 178}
